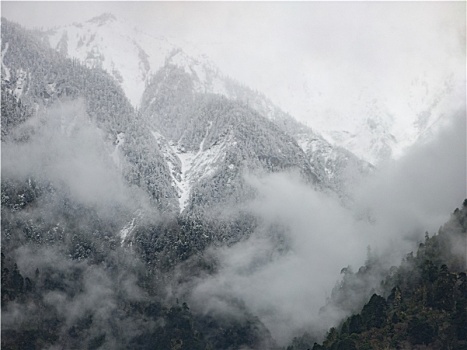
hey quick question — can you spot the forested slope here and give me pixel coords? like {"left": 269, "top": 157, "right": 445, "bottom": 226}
{"left": 287, "top": 200, "right": 467, "bottom": 350}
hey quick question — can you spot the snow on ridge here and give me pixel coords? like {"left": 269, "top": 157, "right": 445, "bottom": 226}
{"left": 41, "top": 13, "right": 457, "bottom": 166}
{"left": 167, "top": 49, "right": 228, "bottom": 97}
{"left": 44, "top": 16, "right": 178, "bottom": 107}
{"left": 87, "top": 13, "right": 117, "bottom": 26}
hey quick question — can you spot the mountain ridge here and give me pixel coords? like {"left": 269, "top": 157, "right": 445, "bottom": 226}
{"left": 37, "top": 13, "right": 372, "bottom": 169}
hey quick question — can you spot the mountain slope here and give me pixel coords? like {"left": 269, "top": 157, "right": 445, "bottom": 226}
{"left": 39, "top": 13, "right": 372, "bottom": 197}
{"left": 141, "top": 62, "right": 319, "bottom": 215}
{"left": 40, "top": 13, "right": 202, "bottom": 107}
{"left": 1, "top": 18, "right": 280, "bottom": 349}
{"left": 1, "top": 18, "right": 180, "bottom": 214}
{"left": 287, "top": 201, "right": 467, "bottom": 350}
{"left": 39, "top": 12, "right": 464, "bottom": 166}
{"left": 141, "top": 53, "right": 371, "bottom": 206}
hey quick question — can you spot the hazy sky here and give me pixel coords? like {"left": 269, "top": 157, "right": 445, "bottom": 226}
{"left": 2, "top": 1, "right": 465, "bottom": 129}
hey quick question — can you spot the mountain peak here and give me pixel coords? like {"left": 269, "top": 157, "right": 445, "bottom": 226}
{"left": 87, "top": 13, "right": 117, "bottom": 26}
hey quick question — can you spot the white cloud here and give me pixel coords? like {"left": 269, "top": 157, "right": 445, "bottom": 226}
{"left": 187, "top": 111, "right": 466, "bottom": 345}
{"left": 1, "top": 100, "right": 153, "bottom": 222}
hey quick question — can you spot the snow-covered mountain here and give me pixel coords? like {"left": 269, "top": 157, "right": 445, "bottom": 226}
{"left": 38, "top": 14, "right": 366, "bottom": 173}
{"left": 1, "top": 18, "right": 179, "bottom": 216}
{"left": 0, "top": 17, "right": 303, "bottom": 250}
{"left": 17, "top": 10, "right": 465, "bottom": 169}
{"left": 1, "top": 17, "right": 318, "bottom": 264}
{"left": 40, "top": 13, "right": 172, "bottom": 106}
{"left": 1, "top": 13, "right": 372, "bottom": 251}
{"left": 40, "top": 13, "right": 226, "bottom": 109}
{"left": 276, "top": 68, "right": 462, "bottom": 165}
{"left": 38, "top": 13, "right": 372, "bottom": 205}
{"left": 140, "top": 51, "right": 373, "bottom": 208}
{"left": 141, "top": 67, "right": 319, "bottom": 214}
{"left": 57, "top": 12, "right": 459, "bottom": 168}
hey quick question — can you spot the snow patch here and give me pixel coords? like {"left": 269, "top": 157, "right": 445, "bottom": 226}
{"left": 119, "top": 209, "right": 144, "bottom": 244}
{"left": 151, "top": 130, "right": 189, "bottom": 211}
{"left": 176, "top": 150, "right": 197, "bottom": 211}
{"left": 152, "top": 126, "right": 229, "bottom": 213}
{"left": 120, "top": 217, "right": 136, "bottom": 244}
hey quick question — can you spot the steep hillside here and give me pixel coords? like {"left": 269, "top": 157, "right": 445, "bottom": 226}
{"left": 38, "top": 12, "right": 463, "bottom": 166}
{"left": 1, "top": 18, "right": 178, "bottom": 213}
{"left": 287, "top": 200, "right": 467, "bottom": 350}
{"left": 39, "top": 14, "right": 372, "bottom": 198}
{"left": 39, "top": 13, "right": 178, "bottom": 106}
{"left": 142, "top": 62, "right": 318, "bottom": 211}
{"left": 141, "top": 53, "right": 371, "bottom": 208}
{"left": 1, "top": 18, "right": 279, "bottom": 350}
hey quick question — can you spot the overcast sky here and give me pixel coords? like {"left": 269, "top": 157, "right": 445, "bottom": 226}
{"left": 2, "top": 1, "right": 465, "bottom": 130}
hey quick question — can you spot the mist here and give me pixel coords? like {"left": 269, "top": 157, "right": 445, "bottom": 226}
{"left": 186, "top": 111, "right": 466, "bottom": 345}
{"left": 3, "top": 103, "right": 462, "bottom": 347}
{"left": 1, "top": 100, "right": 159, "bottom": 348}
{"left": 2, "top": 99, "right": 154, "bottom": 224}
{"left": 2, "top": 243, "right": 152, "bottom": 350}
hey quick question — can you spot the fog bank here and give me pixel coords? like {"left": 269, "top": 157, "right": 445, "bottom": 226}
{"left": 188, "top": 112, "right": 466, "bottom": 344}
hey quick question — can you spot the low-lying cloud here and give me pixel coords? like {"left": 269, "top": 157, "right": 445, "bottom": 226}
{"left": 2, "top": 99, "right": 464, "bottom": 347}
{"left": 187, "top": 111, "right": 466, "bottom": 344}
{"left": 2, "top": 100, "right": 153, "bottom": 223}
